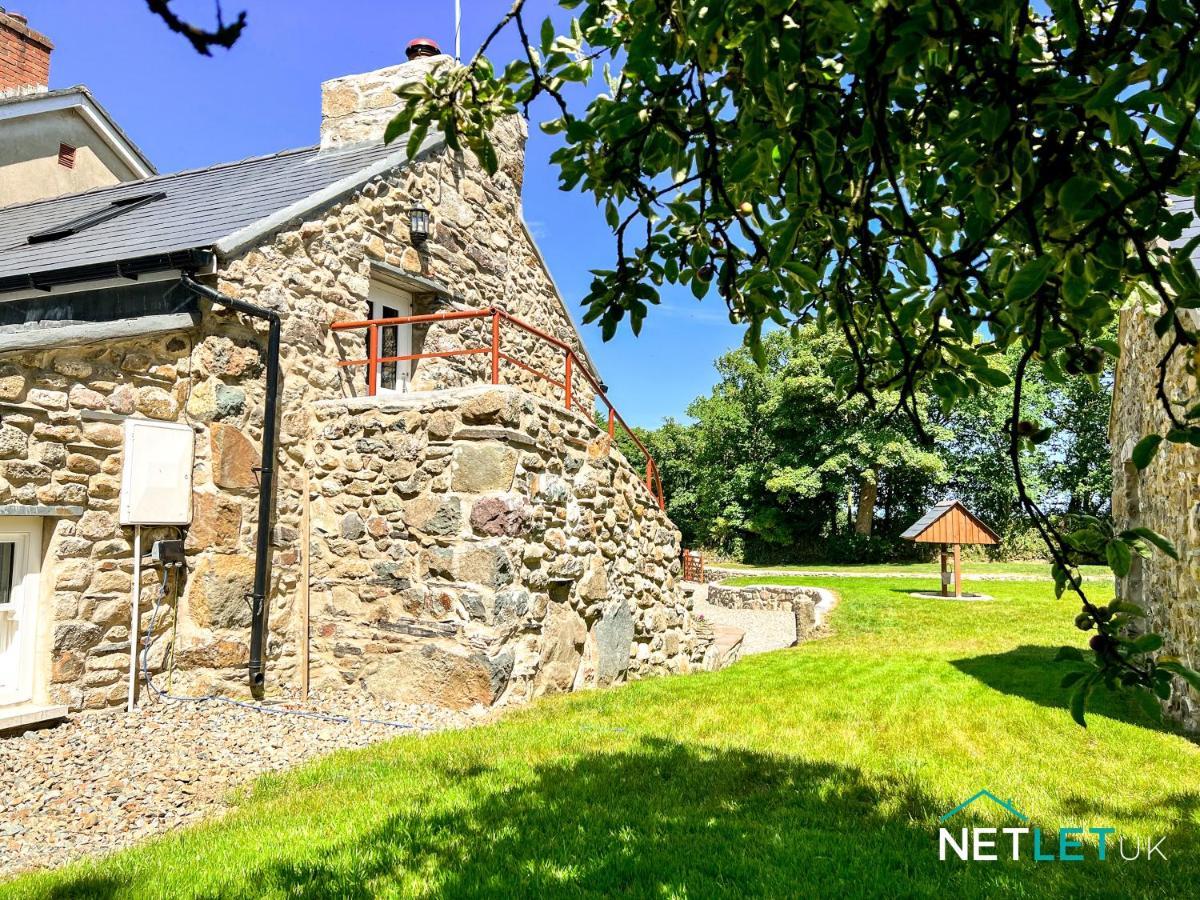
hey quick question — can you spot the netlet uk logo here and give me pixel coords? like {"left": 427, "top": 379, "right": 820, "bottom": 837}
{"left": 937, "top": 790, "right": 1166, "bottom": 862}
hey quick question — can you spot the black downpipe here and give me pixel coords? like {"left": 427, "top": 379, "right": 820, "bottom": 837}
{"left": 181, "top": 274, "right": 280, "bottom": 695}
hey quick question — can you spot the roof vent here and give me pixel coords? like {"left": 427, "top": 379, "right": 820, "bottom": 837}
{"left": 27, "top": 192, "right": 165, "bottom": 244}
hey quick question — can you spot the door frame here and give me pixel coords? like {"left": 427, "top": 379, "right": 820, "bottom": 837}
{"left": 0, "top": 516, "right": 43, "bottom": 708}
{"left": 368, "top": 282, "right": 414, "bottom": 395}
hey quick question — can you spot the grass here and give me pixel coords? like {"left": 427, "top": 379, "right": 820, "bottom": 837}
{"left": 5, "top": 573, "right": 1198, "bottom": 898}
{"left": 713, "top": 560, "right": 1112, "bottom": 577}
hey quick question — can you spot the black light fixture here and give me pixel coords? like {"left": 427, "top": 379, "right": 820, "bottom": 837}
{"left": 408, "top": 205, "right": 431, "bottom": 244}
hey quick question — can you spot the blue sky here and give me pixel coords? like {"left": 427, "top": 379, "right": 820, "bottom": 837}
{"left": 17, "top": 0, "right": 746, "bottom": 427}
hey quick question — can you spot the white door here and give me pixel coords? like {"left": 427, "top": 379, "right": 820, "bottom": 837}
{"left": 0, "top": 517, "right": 42, "bottom": 707}
{"left": 369, "top": 283, "right": 413, "bottom": 394}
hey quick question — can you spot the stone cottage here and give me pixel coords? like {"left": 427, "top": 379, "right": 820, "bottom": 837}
{"left": 0, "top": 19, "right": 719, "bottom": 729}
{"left": 1110, "top": 197, "right": 1200, "bottom": 730}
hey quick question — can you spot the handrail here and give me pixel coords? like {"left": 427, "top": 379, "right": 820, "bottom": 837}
{"left": 331, "top": 306, "right": 666, "bottom": 508}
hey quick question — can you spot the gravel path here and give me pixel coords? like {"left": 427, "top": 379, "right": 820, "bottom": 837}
{"left": 0, "top": 696, "right": 482, "bottom": 876}
{"left": 693, "top": 595, "right": 796, "bottom": 655}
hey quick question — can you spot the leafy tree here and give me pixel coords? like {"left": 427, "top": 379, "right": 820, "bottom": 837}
{"left": 157, "top": 2, "right": 1200, "bottom": 716}
{"left": 633, "top": 327, "right": 946, "bottom": 559}
{"left": 1042, "top": 366, "right": 1114, "bottom": 517}
{"left": 391, "top": 0, "right": 1200, "bottom": 721}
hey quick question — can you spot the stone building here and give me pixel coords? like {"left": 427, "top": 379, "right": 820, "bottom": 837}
{"left": 0, "top": 25, "right": 718, "bottom": 729}
{"left": 1110, "top": 198, "right": 1200, "bottom": 730}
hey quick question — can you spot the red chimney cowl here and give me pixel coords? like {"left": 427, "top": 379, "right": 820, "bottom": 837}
{"left": 406, "top": 37, "right": 440, "bottom": 60}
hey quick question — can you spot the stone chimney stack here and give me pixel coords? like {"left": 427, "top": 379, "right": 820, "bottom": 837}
{"left": 320, "top": 39, "right": 451, "bottom": 150}
{"left": 0, "top": 8, "right": 52, "bottom": 96}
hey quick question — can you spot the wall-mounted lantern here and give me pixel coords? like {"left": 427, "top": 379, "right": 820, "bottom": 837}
{"left": 408, "top": 206, "right": 431, "bottom": 244}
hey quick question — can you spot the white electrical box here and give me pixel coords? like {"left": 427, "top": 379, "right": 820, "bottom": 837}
{"left": 118, "top": 419, "right": 195, "bottom": 526}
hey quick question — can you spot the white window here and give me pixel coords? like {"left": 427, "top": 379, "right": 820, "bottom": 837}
{"left": 0, "top": 517, "right": 43, "bottom": 707}
{"left": 368, "top": 282, "right": 414, "bottom": 394}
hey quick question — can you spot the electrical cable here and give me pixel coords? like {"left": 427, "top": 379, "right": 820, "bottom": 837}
{"left": 139, "top": 566, "right": 429, "bottom": 731}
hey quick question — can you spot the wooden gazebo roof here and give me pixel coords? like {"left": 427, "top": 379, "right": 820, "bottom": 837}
{"left": 901, "top": 499, "right": 999, "bottom": 545}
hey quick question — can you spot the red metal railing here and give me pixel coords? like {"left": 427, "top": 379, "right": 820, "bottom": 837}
{"left": 331, "top": 306, "right": 666, "bottom": 508}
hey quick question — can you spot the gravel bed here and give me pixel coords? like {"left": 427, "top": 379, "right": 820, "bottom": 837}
{"left": 693, "top": 596, "right": 796, "bottom": 656}
{"left": 0, "top": 695, "right": 483, "bottom": 877}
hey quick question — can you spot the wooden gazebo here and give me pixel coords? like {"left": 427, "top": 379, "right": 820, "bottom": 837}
{"left": 901, "top": 499, "right": 999, "bottom": 597}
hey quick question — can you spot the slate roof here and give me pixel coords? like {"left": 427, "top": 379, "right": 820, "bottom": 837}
{"left": 899, "top": 499, "right": 960, "bottom": 540}
{"left": 0, "top": 140, "right": 407, "bottom": 290}
{"left": 899, "top": 497, "right": 1000, "bottom": 542}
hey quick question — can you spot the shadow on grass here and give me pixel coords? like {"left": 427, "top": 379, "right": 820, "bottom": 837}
{"left": 39, "top": 736, "right": 1199, "bottom": 899}
{"left": 951, "top": 644, "right": 1178, "bottom": 732}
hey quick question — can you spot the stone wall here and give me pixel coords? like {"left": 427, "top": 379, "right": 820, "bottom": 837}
{"left": 706, "top": 583, "right": 830, "bottom": 642}
{"left": 0, "top": 320, "right": 267, "bottom": 711}
{"left": 1111, "top": 302, "right": 1200, "bottom": 729}
{"left": 304, "top": 385, "right": 710, "bottom": 708}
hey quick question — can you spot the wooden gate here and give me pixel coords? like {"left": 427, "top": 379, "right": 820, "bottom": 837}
{"left": 681, "top": 549, "right": 705, "bottom": 582}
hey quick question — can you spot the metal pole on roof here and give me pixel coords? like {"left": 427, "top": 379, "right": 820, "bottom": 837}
{"left": 454, "top": 0, "right": 462, "bottom": 61}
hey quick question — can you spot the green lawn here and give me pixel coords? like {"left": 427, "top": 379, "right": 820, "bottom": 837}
{"left": 5, "top": 574, "right": 1197, "bottom": 898}
{"left": 714, "top": 560, "right": 1112, "bottom": 578}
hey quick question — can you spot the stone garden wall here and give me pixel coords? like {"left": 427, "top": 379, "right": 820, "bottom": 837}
{"left": 304, "top": 385, "right": 712, "bottom": 708}
{"left": 706, "top": 583, "right": 830, "bottom": 643}
{"left": 1111, "top": 302, "right": 1200, "bottom": 729}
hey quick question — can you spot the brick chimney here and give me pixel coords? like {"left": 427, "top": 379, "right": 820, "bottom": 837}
{"left": 319, "top": 44, "right": 451, "bottom": 150}
{"left": 0, "top": 8, "right": 52, "bottom": 96}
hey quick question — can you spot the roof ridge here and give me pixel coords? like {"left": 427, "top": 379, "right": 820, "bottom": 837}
{"left": 0, "top": 144, "right": 325, "bottom": 215}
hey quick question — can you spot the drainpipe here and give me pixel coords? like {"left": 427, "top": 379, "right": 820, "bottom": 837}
{"left": 180, "top": 274, "right": 280, "bottom": 696}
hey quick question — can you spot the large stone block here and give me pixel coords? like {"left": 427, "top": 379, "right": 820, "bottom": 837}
{"left": 577, "top": 556, "right": 609, "bottom": 601}
{"left": 404, "top": 495, "right": 463, "bottom": 536}
{"left": 577, "top": 598, "right": 634, "bottom": 688}
{"left": 188, "top": 554, "right": 256, "bottom": 630}
{"left": 533, "top": 602, "right": 586, "bottom": 696}
{"left": 175, "top": 639, "right": 249, "bottom": 668}
{"left": 211, "top": 423, "right": 260, "bottom": 490}
{"left": 351, "top": 640, "right": 497, "bottom": 709}
{"left": 0, "top": 424, "right": 29, "bottom": 459}
{"left": 53, "top": 621, "right": 102, "bottom": 652}
{"left": 185, "top": 492, "right": 243, "bottom": 551}
{"left": 452, "top": 442, "right": 518, "bottom": 493}
{"left": 453, "top": 545, "right": 513, "bottom": 589}
{"left": 469, "top": 496, "right": 526, "bottom": 537}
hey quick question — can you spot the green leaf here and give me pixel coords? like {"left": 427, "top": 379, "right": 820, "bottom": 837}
{"left": 1127, "top": 633, "right": 1164, "bottom": 654}
{"left": 973, "top": 367, "right": 1011, "bottom": 388}
{"left": 1124, "top": 526, "right": 1179, "bottom": 560}
{"left": 1131, "top": 434, "right": 1163, "bottom": 470}
{"left": 1058, "top": 175, "right": 1098, "bottom": 219}
{"left": 1105, "top": 539, "right": 1132, "bottom": 577}
{"left": 770, "top": 217, "right": 802, "bottom": 268}
{"left": 1070, "top": 676, "right": 1093, "bottom": 727}
{"left": 1107, "top": 600, "right": 1145, "bottom": 617}
{"left": 1061, "top": 670, "right": 1087, "bottom": 689}
{"left": 1157, "top": 661, "right": 1200, "bottom": 693}
{"left": 1006, "top": 256, "right": 1055, "bottom": 303}
{"left": 405, "top": 123, "right": 430, "bottom": 161}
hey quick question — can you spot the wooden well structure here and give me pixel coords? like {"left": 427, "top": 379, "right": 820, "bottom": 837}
{"left": 901, "top": 499, "right": 999, "bottom": 597}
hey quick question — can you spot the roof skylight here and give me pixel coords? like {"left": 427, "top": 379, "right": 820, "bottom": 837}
{"left": 27, "top": 192, "right": 166, "bottom": 245}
